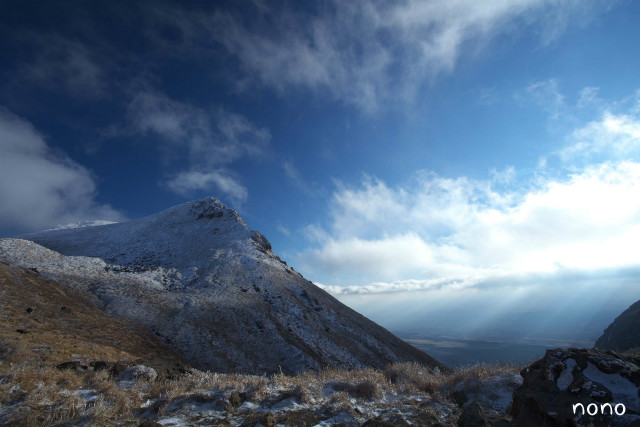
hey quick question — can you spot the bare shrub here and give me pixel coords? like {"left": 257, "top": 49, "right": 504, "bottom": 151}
{"left": 384, "top": 362, "right": 444, "bottom": 394}
{"left": 278, "top": 384, "right": 313, "bottom": 404}
{"left": 441, "top": 362, "right": 522, "bottom": 394}
{"left": 352, "top": 379, "right": 382, "bottom": 400}
{"left": 327, "top": 390, "right": 352, "bottom": 410}
{"left": 384, "top": 361, "right": 523, "bottom": 397}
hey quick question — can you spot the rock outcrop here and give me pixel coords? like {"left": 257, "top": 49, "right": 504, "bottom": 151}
{"left": 596, "top": 299, "right": 640, "bottom": 352}
{"left": 511, "top": 347, "right": 640, "bottom": 427}
{"left": 0, "top": 197, "right": 445, "bottom": 375}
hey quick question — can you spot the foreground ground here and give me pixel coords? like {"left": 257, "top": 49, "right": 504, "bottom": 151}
{"left": 0, "top": 361, "right": 522, "bottom": 426}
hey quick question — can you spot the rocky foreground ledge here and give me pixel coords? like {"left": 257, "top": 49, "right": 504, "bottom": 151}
{"left": 511, "top": 347, "right": 640, "bottom": 427}
{"left": 2, "top": 347, "right": 640, "bottom": 426}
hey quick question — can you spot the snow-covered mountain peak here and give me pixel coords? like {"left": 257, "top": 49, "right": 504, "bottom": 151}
{"left": 16, "top": 196, "right": 264, "bottom": 270}
{"left": 1, "top": 197, "right": 445, "bottom": 374}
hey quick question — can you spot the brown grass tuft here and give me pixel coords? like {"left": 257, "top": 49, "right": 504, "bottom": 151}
{"left": 0, "top": 355, "right": 523, "bottom": 425}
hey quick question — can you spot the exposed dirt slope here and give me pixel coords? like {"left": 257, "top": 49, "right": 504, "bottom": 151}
{"left": 0, "top": 262, "right": 189, "bottom": 376}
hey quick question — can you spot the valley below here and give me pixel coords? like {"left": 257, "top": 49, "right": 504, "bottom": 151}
{"left": 400, "top": 334, "right": 594, "bottom": 368}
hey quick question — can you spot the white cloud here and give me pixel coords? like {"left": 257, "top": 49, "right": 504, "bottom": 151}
{"left": 123, "top": 90, "right": 270, "bottom": 205}
{"left": 166, "top": 170, "right": 248, "bottom": 206}
{"left": 0, "top": 107, "right": 123, "bottom": 232}
{"left": 299, "top": 160, "right": 640, "bottom": 292}
{"left": 562, "top": 111, "right": 640, "bottom": 160}
{"left": 209, "top": 0, "right": 608, "bottom": 113}
{"left": 315, "top": 275, "right": 485, "bottom": 296}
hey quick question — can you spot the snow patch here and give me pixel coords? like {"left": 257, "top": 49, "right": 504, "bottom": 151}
{"left": 49, "top": 220, "right": 118, "bottom": 231}
{"left": 556, "top": 358, "right": 576, "bottom": 391}
{"left": 583, "top": 362, "right": 640, "bottom": 411}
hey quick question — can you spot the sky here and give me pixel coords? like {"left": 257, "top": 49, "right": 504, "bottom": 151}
{"left": 2, "top": 0, "right": 640, "bottom": 342}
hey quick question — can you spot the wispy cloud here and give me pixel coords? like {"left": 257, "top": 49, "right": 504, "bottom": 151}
{"left": 166, "top": 169, "right": 248, "bottom": 206}
{"left": 125, "top": 90, "right": 270, "bottom": 163}
{"left": 0, "top": 107, "right": 123, "bottom": 232}
{"left": 315, "top": 276, "right": 485, "bottom": 296}
{"left": 525, "top": 79, "right": 566, "bottom": 119}
{"left": 120, "top": 89, "right": 270, "bottom": 205}
{"left": 281, "top": 159, "right": 317, "bottom": 195}
{"left": 577, "top": 86, "right": 601, "bottom": 108}
{"left": 21, "top": 35, "right": 107, "bottom": 98}
{"left": 208, "top": 0, "right": 609, "bottom": 113}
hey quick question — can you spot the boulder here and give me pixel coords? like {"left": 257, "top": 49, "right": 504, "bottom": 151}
{"left": 56, "top": 361, "right": 88, "bottom": 372}
{"left": 512, "top": 348, "right": 640, "bottom": 427}
{"left": 452, "top": 373, "right": 522, "bottom": 414}
{"left": 458, "top": 401, "right": 492, "bottom": 427}
{"left": 117, "top": 365, "right": 158, "bottom": 385}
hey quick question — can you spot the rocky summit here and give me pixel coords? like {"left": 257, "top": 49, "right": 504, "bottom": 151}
{"left": 0, "top": 197, "right": 445, "bottom": 375}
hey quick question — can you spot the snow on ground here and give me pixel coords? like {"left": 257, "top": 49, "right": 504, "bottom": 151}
{"left": 556, "top": 358, "right": 576, "bottom": 391}
{"left": 583, "top": 362, "right": 640, "bottom": 412}
{"left": 47, "top": 220, "right": 119, "bottom": 231}
{"left": 453, "top": 373, "right": 523, "bottom": 414}
{"left": 0, "top": 197, "right": 445, "bottom": 375}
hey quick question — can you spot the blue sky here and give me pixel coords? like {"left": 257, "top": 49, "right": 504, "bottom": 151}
{"left": 2, "top": 0, "right": 640, "bottom": 340}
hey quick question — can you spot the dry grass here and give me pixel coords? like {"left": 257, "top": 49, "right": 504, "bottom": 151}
{"left": 0, "top": 263, "right": 190, "bottom": 379}
{"left": 150, "top": 370, "right": 270, "bottom": 402}
{"left": 622, "top": 347, "right": 640, "bottom": 358}
{"left": 0, "top": 358, "right": 523, "bottom": 426}
{"left": 384, "top": 361, "right": 523, "bottom": 397}
{"left": 0, "top": 362, "right": 145, "bottom": 426}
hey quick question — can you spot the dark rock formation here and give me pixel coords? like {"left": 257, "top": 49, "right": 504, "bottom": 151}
{"left": 512, "top": 347, "right": 640, "bottom": 427}
{"left": 596, "top": 299, "right": 640, "bottom": 352}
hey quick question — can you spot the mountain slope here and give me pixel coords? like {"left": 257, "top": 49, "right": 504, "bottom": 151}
{"left": 595, "top": 299, "right": 640, "bottom": 351}
{"left": 0, "top": 262, "right": 189, "bottom": 374}
{"left": 0, "top": 197, "right": 445, "bottom": 374}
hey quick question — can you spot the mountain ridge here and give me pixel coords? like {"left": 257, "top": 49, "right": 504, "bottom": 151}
{"left": 595, "top": 299, "right": 640, "bottom": 352}
{"left": 0, "top": 197, "right": 446, "bottom": 374}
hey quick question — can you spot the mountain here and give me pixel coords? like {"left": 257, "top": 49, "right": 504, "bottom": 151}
{"left": 0, "top": 262, "right": 189, "bottom": 375}
{"left": 0, "top": 197, "right": 445, "bottom": 374}
{"left": 595, "top": 299, "right": 640, "bottom": 352}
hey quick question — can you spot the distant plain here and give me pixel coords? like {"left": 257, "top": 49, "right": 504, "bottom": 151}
{"left": 400, "top": 334, "right": 594, "bottom": 368}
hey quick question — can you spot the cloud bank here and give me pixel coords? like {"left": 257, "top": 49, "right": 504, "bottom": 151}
{"left": 299, "top": 98, "right": 640, "bottom": 295}
{"left": 0, "top": 108, "right": 122, "bottom": 231}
